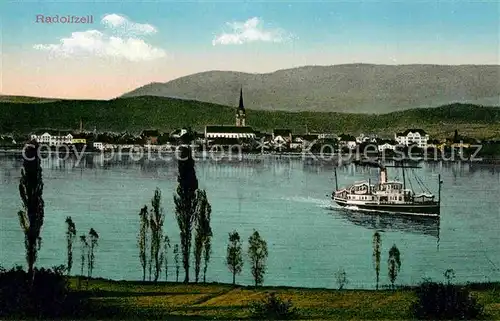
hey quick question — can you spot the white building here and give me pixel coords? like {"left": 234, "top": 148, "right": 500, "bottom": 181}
{"left": 378, "top": 141, "right": 398, "bottom": 152}
{"left": 204, "top": 126, "right": 256, "bottom": 139}
{"left": 0, "top": 135, "right": 15, "bottom": 144}
{"left": 314, "top": 133, "right": 338, "bottom": 140}
{"left": 395, "top": 129, "right": 429, "bottom": 148}
{"left": 356, "top": 133, "right": 378, "bottom": 144}
{"left": 170, "top": 128, "right": 188, "bottom": 139}
{"left": 345, "top": 141, "right": 357, "bottom": 149}
{"left": 338, "top": 135, "right": 357, "bottom": 149}
{"left": 272, "top": 129, "right": 292, "bottom": 146}
{"left": 93, "top": 142, "right": 104, "bottom": 151}
{"left": 30, "top": 132, "right": 73, "bottom": 146}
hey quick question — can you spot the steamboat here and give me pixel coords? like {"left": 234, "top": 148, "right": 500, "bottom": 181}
{"left": 332, "top": 162, "right": 443, "bottom": 217}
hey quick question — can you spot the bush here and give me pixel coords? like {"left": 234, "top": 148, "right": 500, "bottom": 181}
{"left": 411, "top": 281, "right": 484, "bottom": 320}
{"left": 0, "top": 265, "right": 87, "bottom": 318}
{"left": 249, "top": 292, "right": 298, "bottom": 319}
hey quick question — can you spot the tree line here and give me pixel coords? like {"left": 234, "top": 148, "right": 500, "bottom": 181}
{"left": 63, "top": 217, "right": 100, "bottom": 287}
{"left": 16, "top": 141, "right": 401, "bottom": 290}
{"left": 226, "top": 230, "right": 268, "bottom": 286}
{"left": 136, "top": 145, "right": 269, "bottom": 286}
{"left": 15, "top": 141, "right": 271, "bottom": 288}
{"left": 5, "top": 141, "right": 487, "bottom": 321}
{"left": 135, "top": 145, "right": 213, "bottom": 284}
{"left": 17, "top": 143, "right": 100, "bottom": 287}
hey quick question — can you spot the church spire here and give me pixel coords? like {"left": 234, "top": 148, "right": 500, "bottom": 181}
{"left": 236, "top": 87, "right": 246, "bottom": 127}
{"left": 238, "top": 87, "right": 244, "bottom": 111}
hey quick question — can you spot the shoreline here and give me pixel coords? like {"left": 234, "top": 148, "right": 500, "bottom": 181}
{"left": 1, "top": 148, "right": 499, "bottom": 164}
{"left": 70, "top": 275, "right": 500, "bottom": 291}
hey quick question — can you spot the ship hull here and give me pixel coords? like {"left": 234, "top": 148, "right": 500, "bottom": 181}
{"left": 334, "top": 199, "right": 440, "bottom": 217}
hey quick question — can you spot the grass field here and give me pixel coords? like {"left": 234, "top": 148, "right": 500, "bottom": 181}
{"left": 68, "top": 278, "right": 500, "bottom": 319}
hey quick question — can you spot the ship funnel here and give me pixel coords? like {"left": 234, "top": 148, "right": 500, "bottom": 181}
{"left": 380, "top": 167, "right": 387, "bottom": 184}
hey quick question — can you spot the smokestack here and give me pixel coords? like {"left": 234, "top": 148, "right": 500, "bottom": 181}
{"left": 380, "top": 167, "right": 387, "bottom": 184}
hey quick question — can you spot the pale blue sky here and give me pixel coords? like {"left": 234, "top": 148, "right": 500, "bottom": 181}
{"left": 2, "top": 0, "right": 499, "bottom": 52}
{"left": 1, "top": 0, "right": 499, "bottom": 98}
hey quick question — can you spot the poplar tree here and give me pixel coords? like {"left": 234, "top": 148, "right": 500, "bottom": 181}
{"left": 164, "top": 235, "right": 171, "bottom": 281}
{"left": 150, "top": 188, "right": 165, "bottom": 282}
{"left": 174, "top": 146, "right": 199, "bottom": 283}
{"left": 88, "top": 228, "right": 99, "bottom": 279}
{"left": 226, "top": 231, "right": 243, "bottom": 285}
{"left": 194, "top": 190, "right": 212, "bottom": 283}
{"left": 138, "top": 205, "right": 149, "bottom": 281}
{"left": 79, "top": 235, "right": 88, "bottom": 288}
{"left": 202, "top": 210, "right": 212, "bottom": 283}
{"left": 173, "top": 244, "right": 180, "bottom": 282}
{"left": 65, "top": 216, "right": 77, "bottom": 275}
{"left": 18, "top": 142, "right": 44, "bottom": 283}
{"left": 248, "top": 230, "right": 268, "bottom": 287}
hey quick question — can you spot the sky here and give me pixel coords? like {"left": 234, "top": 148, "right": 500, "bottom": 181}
{"left": 1, "top": 0, "right": 499, "bottom": 99}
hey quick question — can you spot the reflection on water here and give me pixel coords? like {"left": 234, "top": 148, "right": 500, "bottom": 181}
{"left": 4, "top": 152, "right": 498, "bottom": 175}
{"left": 330, "top": 206, "right": 441, "bottom": 239}
{"left": 1, "top": 152, "right": 499, "bottom": 288}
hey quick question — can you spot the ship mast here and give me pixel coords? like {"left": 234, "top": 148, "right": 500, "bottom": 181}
{"left": 334, "top": 167, "right": 338, "bottom": 190}
{"left": 402, "top": 163, "right": 406, "bottom": 190}
{"left": 437, "top": 173, "right": 442, "bottom": 250}
{"left": 385, "top": 162, "right": 421, "bottom": 190}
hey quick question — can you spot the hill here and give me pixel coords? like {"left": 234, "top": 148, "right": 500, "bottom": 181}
{"left": 122, "top": 64, "right": 500, "bottom": 113}
{"left": 0, "top": 96, "right": 499, "bottom": 139}
{"left": 0, "top": 95, "right": 63, "bottom": 103}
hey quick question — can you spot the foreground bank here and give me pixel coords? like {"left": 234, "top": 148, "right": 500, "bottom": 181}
{"left": 67, "top": 278, "right": 499, "bottom": 319}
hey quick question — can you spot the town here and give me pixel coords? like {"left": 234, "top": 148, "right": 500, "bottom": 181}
{"left": 2, "top": 2, "right": 500, "bottom": 320}
{"left": 20, "top": 127, "right": 474, "bottom": 155}
{"left": 1, "top": 90, "right": 498, "bottom": 159}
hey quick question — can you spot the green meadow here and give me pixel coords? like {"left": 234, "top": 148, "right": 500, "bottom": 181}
{"left": 68, "top": 278, "right": 500, "bottom": 319}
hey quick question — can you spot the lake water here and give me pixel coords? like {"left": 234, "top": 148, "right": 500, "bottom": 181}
{"left": 0, "top": 153, "right": 499, "bottom": 289}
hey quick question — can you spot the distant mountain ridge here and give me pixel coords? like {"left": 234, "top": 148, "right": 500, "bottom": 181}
{"left": 0, "top": 95, "right": 63, "bottom": 103}
{"left": 122, "top": 64, "right": 500, "bottom": 113}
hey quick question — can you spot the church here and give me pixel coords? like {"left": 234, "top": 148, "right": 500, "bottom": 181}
{"left": 204, "top": 88, "right": 256, "bottom": 140}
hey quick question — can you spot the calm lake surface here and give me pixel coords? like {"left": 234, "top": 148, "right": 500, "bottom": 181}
{"left": 1, "top": 153, "right": 499, "bottom": 289}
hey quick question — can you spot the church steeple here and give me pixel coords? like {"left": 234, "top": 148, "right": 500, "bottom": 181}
{"left": 238, "top": 87, "right": 244, "bottom": 111}
{"left": 236, "top": 87, "right": 246, "bottom": 127}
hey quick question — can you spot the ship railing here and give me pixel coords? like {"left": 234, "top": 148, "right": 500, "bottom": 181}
{"left": 413, "top": 200, "right": 438, "bottom": 205}
{"left": 414, "top": 193, "right": 435, "bottom": 198}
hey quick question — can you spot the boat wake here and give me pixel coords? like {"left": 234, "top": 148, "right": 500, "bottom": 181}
{"left": 282, "top": 196, "right": 331, "bottom": 208}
